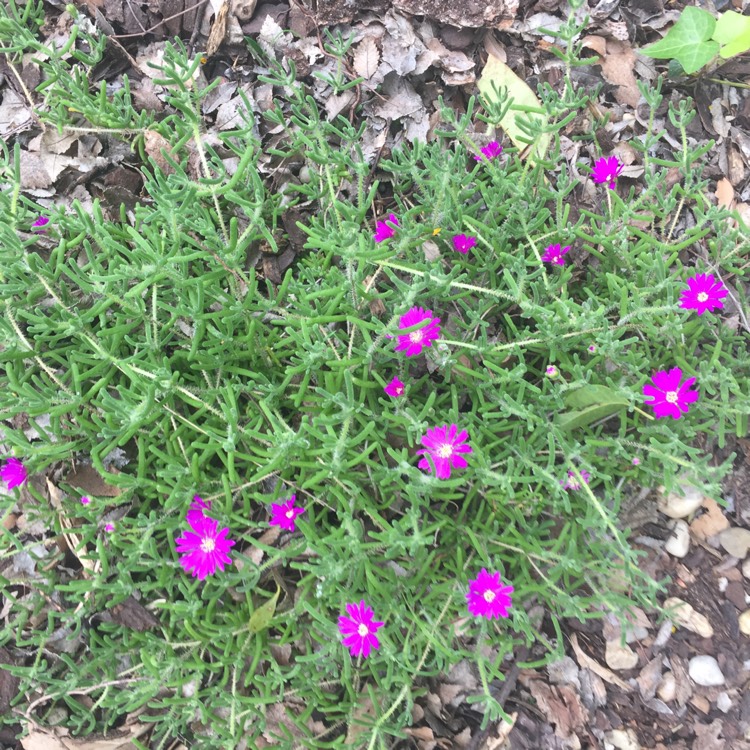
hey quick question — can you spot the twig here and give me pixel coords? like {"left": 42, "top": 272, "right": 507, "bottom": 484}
{"left": 112, "top": 0, "right": 211, "bottom": 38}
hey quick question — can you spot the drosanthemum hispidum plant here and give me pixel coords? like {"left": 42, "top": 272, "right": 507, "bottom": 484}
{"left": 1, "top": 17, "right": 748, "bottom": 749}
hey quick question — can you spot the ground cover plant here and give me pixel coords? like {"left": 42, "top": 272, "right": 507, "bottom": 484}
{"left": 1, "top": 1, "right": 749, "bottom": 747}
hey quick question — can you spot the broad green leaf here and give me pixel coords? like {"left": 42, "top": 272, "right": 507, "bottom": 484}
{"left": 713, "top": 11, "right": 750, "bottom": 59}
{"left": 248, "top": 586, "right": 280, "bottom": 633}
{"left": 640, "top": 6, "right": 719, "bottom": 74}
{"left": 556, "top": 385, "right": 629, "bottom": 431}
{"left": 476, "top": 54, "right": 550, "bottom": 161}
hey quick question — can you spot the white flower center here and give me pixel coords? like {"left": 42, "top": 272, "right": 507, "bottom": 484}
{"left": 286, "top": 509, "right": 295, "bottom": 518}
{"left": 357, "top": 623, "right": 369, "bottom": 637}
{"left": 697, "top": 292, "right": 708, "bottom": 302}
{"left": 436, "top": 443, "right": 453, "bottom": 458}
{"left": 665, "top": 390, "right": 678, "bottom": 404}
{"left": 483, "top": 590, "right": 496, "bottom": 603}
{"left": 568, "top": 479, "right": 581, "bottom": 490}
{"left": 200, "top": 537, "right": 216, "bottom": 553}
{"left": 410, "top": 330, "right": 424, "bottom": 342}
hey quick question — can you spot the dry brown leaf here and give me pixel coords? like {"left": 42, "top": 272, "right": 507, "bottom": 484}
{"left": 716, "top": 177, "right": 734, "bottom": 209}
{"left": 570, "top": 633, "right": 632, "bottom": 691}
{"left": 580, "top": 34, "right": 607, "bottom": 57}
{"left": 690, "top": 497, "right": 729, "bottom": 541}
{"left": 206, "top": 0, "right": 230, "bottom": 58}
{"left": 64, "top": 464, "right": 123, "bottom": 498}
{"left": 143, "top": 130, "right": 176, "bottom": 175}
{"left": 600, "top": 40, "right": 641, "bottom": 108}
{"left": 353, "top": 37, "right": 380, "bottom": 80}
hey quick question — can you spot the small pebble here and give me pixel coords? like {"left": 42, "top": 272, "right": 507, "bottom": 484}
{"left": 688, "top": 655, "right": 725, "bottom": 687}
{"left": 719, "top": 527, "right": 750, "bottom": 559}
{"left": 739, "top": 609, "right": 750, "bottom": 636}
{"left": 716, "top": 691, "right": 733, "bottom": 713}
{"left": 742, "top": 558, "right": 750, "bottom": 579}
{"left": 657, "top": 482, "right": 704, "bottom": 519}
{"left": 665, "top": 520, "right": 690, "bottom": 557}
{"left": 664, "top": 597, "right": 714, "bottom": 638}
{"left": 605, "top": 640, "right": 639, "bottom": 671}
{"left": 657, "top": 671, "right": 676, "bottom": 702}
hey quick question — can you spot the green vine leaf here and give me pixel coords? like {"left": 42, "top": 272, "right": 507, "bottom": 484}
{"left": 640, "top": 6, "right": 719, "bottom": 74}
{"left": 713, "top": 10, "right": 750, "bottom": 59}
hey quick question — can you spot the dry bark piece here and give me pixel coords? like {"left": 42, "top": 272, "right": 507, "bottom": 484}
{"left": 393, "top": 0, "right": 518, "bottom": 27}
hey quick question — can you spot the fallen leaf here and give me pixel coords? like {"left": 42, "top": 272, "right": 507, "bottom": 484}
{"left": 600, "top": 39, "right": 641, "bottom": 108}
{"left": 476, "top": 54, "right": 550, "bottom": 161}
{"left": 715, "top": 177, "right": 734, "bottom": 209}
{"left": 570, "top": 633, "right": 633, "bottom": 691}
{"left": 689, "top": 497, "right": 729, "bottom": 541}
{"left": 353, "top": 37, "right": 380, "bottom": 79}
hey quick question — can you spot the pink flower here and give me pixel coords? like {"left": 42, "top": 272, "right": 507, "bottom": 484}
{"left": 395, "top": 307, "right": 441, "bottom": 357}
{"left": 591, "top": 156, "right": 623, "bottom": 189}
{"left": 417, "top": 424, "right": 472, "bottom": 480}
{"left": 631, "top": 457, "right": 641, "bottom": 466}
{"left": 269, "top": 495, "right": 305, "bottom": 532}
{"left": 561, "top": 469, "right": 591, "bottom": 490}
{"left": 384, "top": 377, "right": 405, "bottom": 398}
{"left": 374, "top": 213, "right": 399, "bottom": 243}
{"left": 186, "top": 495, "right": 211, "bottom": 526}
{"left": 32, "top": 215, "right": 49, "bottom": 232}
{"left": 0, "top": 458, "right": 27, "bottom": 490}
{"left": 176, "top": 514, "right": 235, "bottom": 581}
{"left": 546, "top": 365, "right": 559, "bottom": 378}
{"left": 339, "top": 600, "right": 384, "bottom": 658}
{"left": 452, "top": 234, "right": 477, "bottom": 254}
{"left": 643, "top": 367, "right": 699, "bottom": 420}
{"left": 541, "top": 243, "right": 571, "bottom": 265}
{"left": 80, "top": 496, "right": 91, "bottom": 505}
{"left": 466, "top": 569, "right": 514, "bottom": 619}
{"left": 679, "top": 273, "right": 728, "bottom": 316}
{"left": 104, "top": 522, "right": 115, "bottom": 533}
{"left": 588, "top": 345, "right": 597, "bottom": 353}
{"left": 473, "top": 141, "right": 503, "bottom": 162}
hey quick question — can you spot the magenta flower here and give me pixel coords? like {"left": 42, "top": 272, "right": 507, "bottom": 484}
{"left": 0, "top": 458, "right": 27, "bottom": 490}
{"left": 561, "top": 469, "right": 591, "bottom": 490}
{"left": 395, "top": 307, "right": 441, "bottom": 357}
{"left": 643, "top": 367, "right": 699, "bottom": 420}
{"left": 631, "top": 457, "right": 641, "bottom": 466}
{"left": 176, "top": 514, "right": 235, "bottom": 581}
{"left": 186, "top": 495, "right": 211, "bottom": 526}
{"left": 104, "top": 522, "right": 115, "bottom": 533}
{"left": 588, "top": 345, "right": 597, "bottom": 353}
{"left": 473, "top": 141, "right": 503, "bottom": 162}
{"left": 32, "top": 215, "right": 49, "bottom": 232}
{"left": 591, "top": 156, "right": 623, "bottom": 189}
{"left": 339, "top": 600, "right": 384, "bottom": 658}
{"left": 269, "top": 495, "right": 305, "bottom": 532}
{"left": 452, "top": 234, "right": 477, "bottom": 254}
{"left": 417, "top": 424, "right": 472, "bottom": 480}
{"left": 374, "top": 213, "right": 399, "bottom": 243}
{"left": 546, "top": 365, "right": 559, "bottom": 378}
{"left": 466, "top": 569, "right": 514, "bottom": 619}
{"left": 80, "top": 496, "right": 91, "bottom": 506}
{"left": 541, "top": 243, "right": 571, "bottom": 266}
{"left": 384, "top": 377, "right": 405, "bottom": 398}
{"left": 679, "top": 273, "right": 728, "bottom": 316}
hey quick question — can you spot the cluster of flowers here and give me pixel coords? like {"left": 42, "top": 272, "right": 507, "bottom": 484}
{"left": 5, "top": 148, "right": 725, "bottom": 660}
{"left": 376, "top": 150, "right": 727, "bottom": 484}
{"left": 1, "top": 458, "right": 512, "bottom": 659}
